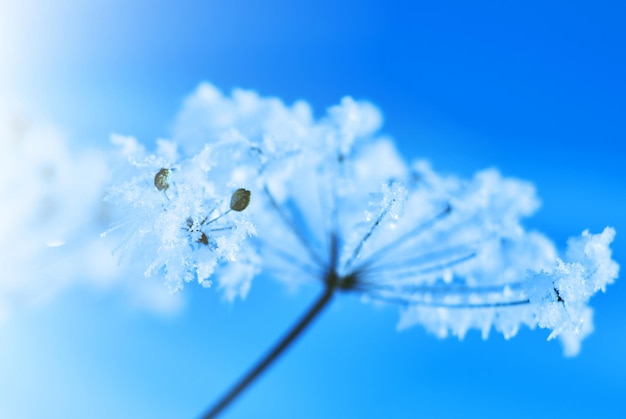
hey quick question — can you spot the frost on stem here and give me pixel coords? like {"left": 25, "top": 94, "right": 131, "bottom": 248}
{"left": 103, "top": 135, "right": 259, "bottom": 298}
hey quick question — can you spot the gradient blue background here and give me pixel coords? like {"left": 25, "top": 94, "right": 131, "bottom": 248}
{"left": 2, "top": 1, "right": 625, "bottom": 418}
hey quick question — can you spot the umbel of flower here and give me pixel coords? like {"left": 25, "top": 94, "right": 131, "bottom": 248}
{"left": 107, "top": 85, "right": 618, "bottom": 356}
{"left": 104, "top": 136, "right": 258, "bottom": 297}
{"left": 250, "top": 96, "right": 618, "bottom": 356}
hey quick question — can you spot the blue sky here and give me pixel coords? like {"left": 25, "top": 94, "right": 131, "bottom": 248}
{"left": 1, "top": 1, "right": 625, "bottom": 418}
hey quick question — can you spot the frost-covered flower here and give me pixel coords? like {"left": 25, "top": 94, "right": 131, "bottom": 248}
{"left": 220, "top": 92, "right": 617, "bottom": 356}
{"left": 118, "top": 82, "right": 617, "bottom": 356}
{"left": 104, "top": 134, "right": 259, "bottom": 298}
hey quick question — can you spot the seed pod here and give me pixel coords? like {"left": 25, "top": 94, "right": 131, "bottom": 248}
{"left": 230, "top": 188, "right": 251, "bottom": 212}
{"left": 198, "top": 232, "right": 209, "bottom": 246}
{"left": 154, "top": 168, "right": 170, "bottom": 191}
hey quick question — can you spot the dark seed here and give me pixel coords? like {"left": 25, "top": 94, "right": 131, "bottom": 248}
{"left": 230, "top": 188, "right": 251, "bottom": 212}
{"left": 198, "top": 232, "right": 209, "bottom": 245}
{"left": 154, "top": 168, "right": 170, "bottom": 191}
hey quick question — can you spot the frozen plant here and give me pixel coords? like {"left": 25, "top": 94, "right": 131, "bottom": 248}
{"left": 245, "top": 94, "right": 617, "bottom": 356}
{"left": 106, "top": 83, "right": 618, "bottom": 418}
{"left": 104, "top": 134, "right": 259, "bottom": 299}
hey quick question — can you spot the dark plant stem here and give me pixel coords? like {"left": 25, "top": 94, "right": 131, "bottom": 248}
{"left": 200, "top": 285, "right": 335, "bottom": 418}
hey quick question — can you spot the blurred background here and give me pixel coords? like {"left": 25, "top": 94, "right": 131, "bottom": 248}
{"left": 1, "top": 1, "right": 625, "bottom": 418}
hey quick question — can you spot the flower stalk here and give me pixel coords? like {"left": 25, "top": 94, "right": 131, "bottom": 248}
{"left": 201, "top": 283, "right": 335, "bottom": 419}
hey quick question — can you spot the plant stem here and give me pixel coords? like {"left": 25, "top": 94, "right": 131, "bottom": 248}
{"left": 200, "top": 285, "right": 335, "bottom": 418}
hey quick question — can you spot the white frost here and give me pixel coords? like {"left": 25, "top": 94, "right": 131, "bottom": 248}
{"left": 166, "top": 83, "right": 619, "bottom": 355}
{"left": 104, "top": 133, "right": 259, "bottom": 295}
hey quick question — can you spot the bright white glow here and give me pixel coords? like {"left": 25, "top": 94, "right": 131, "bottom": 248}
{"left": 0, "top": 113, "right": 182, "bottom": 318}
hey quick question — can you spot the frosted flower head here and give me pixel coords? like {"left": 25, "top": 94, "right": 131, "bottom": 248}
{"left": 247, "top": 95, "right": 619, "bottom": 356}
{"left": 104, "top": 136, "right": 258, "bottom": 296}
{"left": 164, "top": 83, "right": 618, "bottom": 354}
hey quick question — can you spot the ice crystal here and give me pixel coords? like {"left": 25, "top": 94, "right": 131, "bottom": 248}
{"left": 104, "top": 135, "right": 258, "bottom": 296}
